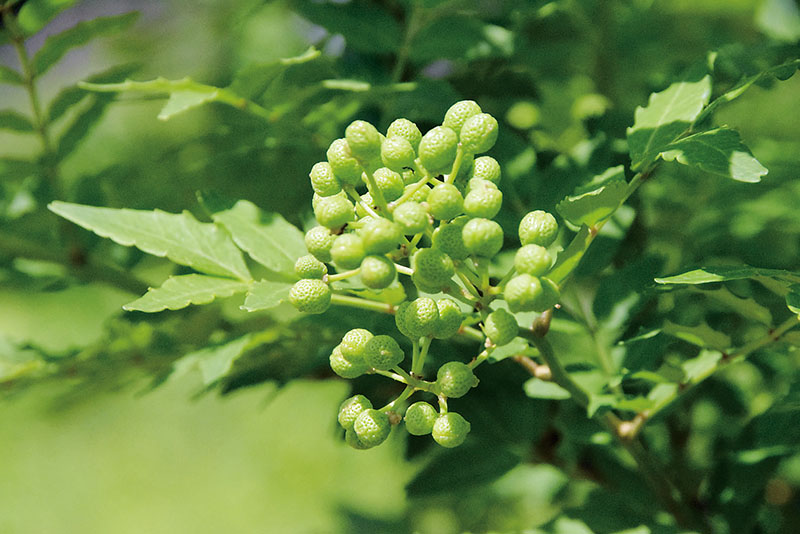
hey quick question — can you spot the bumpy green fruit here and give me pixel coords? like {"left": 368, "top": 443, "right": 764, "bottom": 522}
{"left": 393, "top": 201, "right": 429, "bottom": 235}
{"left": 403, "top": 297, "right": 441, "bottom": 338}
{"left": 363, "top": 334, "right": 404, "bottom": 370}
{"left": 314, "top": 193, "right": 355, "bottom": 229}
{"left": 432, "top": 216, "right": 469, "bottom": 260}
{"left": 395, "top": 301, "right": 415, "bottom": 339}
{"left": 514, "top": 244, "right": 551, "bottom": 277}
{"left": 443, "top": 100, "right": 482, "bottom": 136}
{"left": 326, "top": 138, "right": 363, "bottom": 185}
{"left": 330, "top": 233, "right": 366, "bottom": 269}
{"left": 345, "top": 120, "right": 382, "bottom": 161}
{"left": 434, "top": 298, "right": 463, "bottom": 339}
{"left": 309, "top": 161, "right": 341, "bottom": 197}
{"left": 355, "top": 192, "right": 375, "bottom": 219}
{"left": 360, "top": 255, "right": 397, "bottom": 290}
{"left": 483, "top": 308, "right": 518, "bottom": 346}
{"left": 340, "top": 328, "right": 374, "bottom": 362}
{"left": 436, "top": 361, "right": 478, "bottom": 398}
{"left": 345, "top": 428, "right": 370, "bottom": 450}
{"left": 469, "top": 156, "right": 501, "bottom": 184}
{"left": 329, "top": 345, "right": 369, "bottom": 378}
{"left": 294, "top": 254, "right": 327, "bottom": 279}
{"left": 381, "top": 136, "right": 416, "bottom": 172}
{"left": 305, "top": 226, "right": 337, "bottom": 263}
{"left": 353, "top": 409, "right": 392, "bottom": 448}
{"left": 418, "top": 126, "right": 458, "bottom": 174}
{"left": 463, "top": 185, "right": 502, "bottom": 219}
{"left": 338, "top": 394, "right": 373, "bottom": 430}
{"left": 386, "top": 118, "right": 422, "bottom": 151}
{"left": 504, "top": 273, "right": 544, "bottom": 313}
{"left": 411, "top": 271, "right": 445, "bottom": 294}
{"left": 432, "top": 412, "right": 471, "bottom": 448}
{"left": 289, "top": 279, "right": 331, "bottom": 314}
{"left": 519, "top": 210, "right": 558, "bottom": 246}
{"left": 460, "top": 113, "right": 498, "bottom": 154}
{"left": 413, "top": 248, "right": 455, "bottom": 286}
{"left": 465, "top": 177, "right": 498, "bottom": 193}
{"left": 369, "top": 167, "right": 405, "bottom": 202}
{"left": 427, "top": 183, "right": 464, "bottom": 220}
{"left": 462, "top": 217, "right": 504, "bottom": 258}
{"left": 358, "top": 217, "right": 403, "bottom": 254}
{"left": 403, "top": 183, "right": 431, "bottom": 203}
{"left": 404, "top": 401, "right": 438, "bottom": 436}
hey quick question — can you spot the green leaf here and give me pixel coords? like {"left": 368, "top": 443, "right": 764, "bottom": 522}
{"left": 242, "top": 280, "right": 293, "bottom": 312}
{"left": 681, "top": 350, "right": 722, "bottom": 384}
{"left": 662, "top": 320, "right": 732, "bottom": 351}
{"left": 557, "top": 166, "right": 628, "bottom": 227}
{"left": 228, "top": 47, "right": 321, "bottom": 100}
{"left": 169, "top": 335, "right": 253, "bottom": 386}
{"left": 48, "top": 63, "right": 140, "bottom": 123}
{"left": 487, "top": 338, "right": 528, "bottom": 363}
{"left": 210, "top": 200, "right": 305, "bottom": 276}
{"left": 123, "top": 275, "right": 250, "bottom": 313}
{"left": 16, "top": 0, "right": 78, "bottom": 37}
{"left": 48, "top": 201, "right": 251, "bottom": 281}
{"left": 787, "top": 285, "right": 800, "bottom": 317}
{"left": 756, "top": 0, "right": 800, "bottom": 42}
{"left": 655, "top": 265, "right": 800, "bottom": 286}
{"left": 0, "top": 65, "right": 24, "bottom": 85}
{"left": 290, "top": 1, "right": 401, "bottom": 54}
{"left": 32, "top": 12, "right": 138, "bottom": 75}
{"left": 0, "top": 110, "right": 34, "bottom": 132}
{"left": 660, "top": 127, "right": 767, "bottom": 183}
{"left": 0, "top": 157, "right": 38, "bottom": 181}
{"left": 524, "top": 378, "right": 571, "bottom": 400}
{"left": 695, "top": 286, "right": 773, "bottom": 326}
{"left": 548, "top": 226, "right": 592, "bottom": 286}
{"left": 54, "top": 94, "right": 114, "bottom": 160}
{"left": 626, "top": 75, "right": 711, "bottom": 170}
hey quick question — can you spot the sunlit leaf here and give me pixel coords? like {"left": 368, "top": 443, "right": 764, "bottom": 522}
{"left": 123, "top": 275, "right": 250, "bottom": 313}
{"left": 655, "top": 265, "right": 800, "bottom": 286}
{"left": 48, "top": 63, "right": 140, "bottom": 122}
{"left": 681, "top": 350, "right": 723, "bottom": 383}
{"left": 660, "top": 128, "right": 767, "bottom": 183}
{"left": 242, "top": 280, "right": 293, "bottom": 312}
{"left": 787, "top": 285, "right": 800, "bottom": 317}
{"left": 556, "top": 166, "right": 628, "bottom": 227}
{"left": 16, "top": 0, "right": 78, "bottom": 37}
{"left": 524, "top": 377, "right": 571, "bottom": 400}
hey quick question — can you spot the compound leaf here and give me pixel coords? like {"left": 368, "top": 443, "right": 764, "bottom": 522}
{"left": 290, "top": 1, "right": 401, "bottom": 54}
{"left": 55, "top": 93, "right": 115, "bottom": 160}
{"left": 556, "top": 166, "right": 628, "bottom": 227}
{"left": 242, "top": 280, "right": 293, "bottom": 312}
{"left": 0, "top": 110, "right": 34, "bottom": 132}
{"left": 0, "top": 65, "right": 24, "bottom": 85}
{"left": 48, "top": 201, "right": 251, "bottom": 281}
{"left": 123, "top": 275, "right": 250, "bottom": 313}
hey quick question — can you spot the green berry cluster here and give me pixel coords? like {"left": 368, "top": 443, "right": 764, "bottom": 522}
{"left": 289, "top": 101, "right": 563, "bottom": 450}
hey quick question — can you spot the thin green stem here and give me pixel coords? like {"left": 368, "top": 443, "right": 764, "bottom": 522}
{"left": 394, "top": 263, "right": 414, "bottom": 276}
{"left": 445, "top": 146, "right": 466, "bottom": 185}
{"left": 413, "top": 337, "right": 432, "bottom": 376}
{"left": 361, "top": 167, "right": 390, "bottom": 214}
{"left": 329, "top": 293, "right": 395, "bottom": 314}
{"left": 391, "top": 3, "right": 423, "bottom": 82}
{"left": 325, "top": 268, "right": 360, "bottom": 283}
{"left": 380, "top": 385, "right": 416, "bottom": 411}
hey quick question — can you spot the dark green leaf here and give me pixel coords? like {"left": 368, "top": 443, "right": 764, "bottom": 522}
{"left": 290, "top": 1, "right": 401, "bottom": 54}
{"left": 48, "top": 62, "right": 140, "bottom": 122}
{"left": 0, "top": 157, "right": 38, "bottom": 181}
{"left": 242, "top": 280, "right": 293, "bottom": 312}
{"left": 787, "top": 284, "right": 800, "bottom": 317}
{"left": 228, "top": 47, "right": 320, "bottom": 101}
{"left": 16, "top": 0, "right": 78, "bottom": 37}
{"left": 681, "top": 350, "right": 722, "bottom": 383}
{"left": 556, "top": 166, "right": 628, "bottom": 227}
{"left": 123, "top": 275, "right": 250, "bottom": 313}
{"left": 0, "top": 110, "right": 34, "bottom": 132}
{"left": 0, "top": 65, "right": 24, "bottom": 85}
{"left": 662, "top": 320, "right": 732, "bottom": 351}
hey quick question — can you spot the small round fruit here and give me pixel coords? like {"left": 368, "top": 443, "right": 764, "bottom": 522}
{"left": 360, "top": 255, "right": 397, "bottom": 290}
{"left": 338, "top": 394, "right": 373, "bottom": 430}
{"left": 393, "top": 201, "right": 429, "bottom": 235}
{"left": 404, "top": 402, "right": 438, "bottom": 436}
{"left": 418, "top": 126, "right": 458, "bottom": 174}
{"left": 519, "top": 210, "right": 558, "bottom": 246}
{"left": 427, "top": 183, "right": 464, "bottom": 220}
{"left": 358, "top": 217, "right": 403, "bottom": 254}
{"left": 363, "top": 334, "right": 404, "bottom": 370}
{"left": 369, "top": 167, "right": 405, "bottom": 202}
{"left": 345, "top": 120, "right": 382, "bottom": 161}
{"left": 432, "top": 217, "right": 469, "bottom": 260}
{"left": 483, "top": 308, "right": 518, "bottom": 346}
{"left": 434, "top": 298, "right": 462, "bottom": 339}
{"left": 436, "top": 361, "right": 478, "bottom": 398}
{"left": 403, "top": 297, "right": 441, "bottom": 338}
{"left": 326, "top": 138, "right": 363, "bottom": 185}
{"left": 403, "top": 183, "right": 431, "bottom": 203}
{"left": 289, "top": 279, "right": 331, "bottom": 314}
{"left": 329, "top": 345, "right": 369, "bottom": 378}
{"left": 460, "top": 113, "right": 499, "bottom": 154}
{"left": 463, "top": 186, "right": 502, "bottom": 219}
{"left": 345, "top": 428, "right": 371, "bottom": 449}
{"left": 314, "top": 194, "right": 355, "bottom": 229}
{"left": 469, "top": 156, "right": 501, "bottom": 184}
{"left": 443, "top": 100, "right": 482, "bottom": 136}
{"left": 330, "top": 233, "right": 366, "bottom": 269}
{"left": 432, "top": 412, "right": 471, "bottom": 448}
{"left": 514, "top": 244, "right": 551, "bottom": 277}
{"left": 294, "top": 254, "right": 327, "bottom": 279}
{"left": 386, "top": 118, "right": 422, "bottom": 151}
{"left": 503, "top": 273, "right": 544, "bottom": 313}
{"left": 305, "top": 226, "right": 337, "bottom": 263}
{"left": 353, "top": 409, "right": 392, "bottom": 448}
{"left": 413, "top": 248, "right": 455, "bottom": 286}
{"left": 340, "top": 328, "right": 374, "bottom": 362}
{"left": 462, "top": 218, "right": 504, "bottom": 258}
{"left": 309, "top": 161, "right": 341, "bottom": 197}
{"left": 395, "top": 301, "right": 415, "bottom": 339}
{"left": 381, "top": 136, "right": 416, "bottom": 172}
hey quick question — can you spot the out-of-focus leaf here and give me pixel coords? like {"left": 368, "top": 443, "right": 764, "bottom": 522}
{"left": 655, "top": 265, "right": 800, "bottom": 286}
{"left": 169, "top": 334, "right": 253, "bottom": 386}
{"left": 524, "top": 378, "right": 571, "bottom": 400}
{"left": 787, "top": 285, "right": 800, "bottom": 317}
{"left": 48, "top": 63, "right": 140, "bottom": 122}
{"left": 681, "top": 350, "right": 722, "bottom": 383}
{"left": 32, "top": 12, "right": 138, "bottom": 75}
{"left": 16, "top": 0, "right": 78, "bottom": 37}
{"left": 756, "top": 0, "right": 800, "bottom": 42}
{"left": 626, "top": 75, "right": 711, "bottom": 170}
{"left": 695, "top": 286, "right": 773, "bottom": 326}
{"left": 487, "top": 338, "right": 528, "bottom": 363}
{"left": 556, "top": 166, "right": 628, "bottom": 227}
{"left": 123, "top": 275, "right": 249, "bottom": 313}
{"left": 0, "top": 110, "right": 34, "bottom": 132}
{"left": 242, "top": 280, "right": 293, "bottom": 312}
{"left": 662, "top": 320, "right": 732, "bottom": 351}
{"left": 0, "top": 65, "right": 24, "bottom": 85}
{"left": 290, "top": 1, "right": 401, "bottom": 54}
{"left": 48, "top": 201, "right": 251, "bottom": 280}
{"left": 54, "top": 94, "right": 114, "bottom": 160}
{"left": 228, "top": 47, "right": 320, "bottom": 100}
{"left": 0, "top": 158, "right": 38, "bottom": 181}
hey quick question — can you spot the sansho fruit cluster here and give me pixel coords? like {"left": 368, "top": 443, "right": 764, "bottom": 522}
{"left": 289, "top": 100, "right": 561, "bottom": 449}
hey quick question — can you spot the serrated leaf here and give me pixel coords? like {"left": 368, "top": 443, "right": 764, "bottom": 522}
{"left": 16, "top": 0, "right": 78, "bottom": 37}
{"left": 626, "top": 75, "right": 711, "bottom": 170}
{"left": 242, "top": 280, "right": 293, "bottom": 312}
{"left": 0, "top": 110, "right": 34, "bottom": 132}
{"left": 0, "top": 65, "right": 24, "bottom": 85}
{"left": 169, "top": 335, "right": 253, "bottom": 386}
{"left": 681, "top": 350, "right": 722, "bottom": 383}
{"left": 48, "top": 62, "right": 140, "bottom": 123}
{"left": 557, "top": 166, "right": 628, "bottom": 227}
{"left": 787, "top": 285, "right": 800, "bottom": 317}
{"left": 524, "top": 378, "right": 571, "bottom": 400}
{"left": 210, "top": 200, "right": 305, "bottom": 276}
{"left": 33, "top": 13, "right": 138, "bottom": 75}
{"left": 662, "top": 320, "right": 732, "bottom": 351}
{"left": 123, "top": 275, "right": 249, "bottom": 312}
{"left": 655, "top": 265, "right": 800, "bottom": 286}
{"left": 48, "top": 201, "right": 251, "bottom": 280}
{"left": 660, "top": 127, "right": 767, "bottom": 183}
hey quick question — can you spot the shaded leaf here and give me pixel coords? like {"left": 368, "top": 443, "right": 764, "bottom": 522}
{"left": 0, "top": 65, "right": 24, "bottom": 85}
{"left": 48, "top": 62, "right": 140, "bottom": 123}
{"left": 548, "top": 226, "right": 592, "bottom": 285}
{"left": 16, "top": 0, "right": 78, "bottom": 37}
{"left": 681, "top": 350, "right": 722, "bottom": 383}
{"left": 123, "top": 275, "right": 249, "bottom": 313}
{"left": 55, "top": 93, "right": 114, "bottom": 160}
{"left": 557, "top": 166, "right": 628, "bottom": 227}
{"left": 662, "top": 320, "right": 731, "bottom": 351}
{"left": 290, "top": 1, "right": 401, "bottom": 54}
{"left": 242, "top": 280, "right": 293, "bottom": 312}
{"left": 169, "top": 335, "right": 253, "bottom": 386}
{"left": 228, "top": 47, "right": 320, "bottom": 100}
{"left": 48, "top": 201, "right": 251, "bottom": 280}
{"left": 524, "top": 377, "right": 571, "bottom": 400}
{"left": 655, "top": 265, "right": 800, "bottom": 286}
{"left": 0, "top": 157, "right": 38, "bottom": 181}
{"left": 0, "top": 110, "right": 34, "bottom": 132}
{"left": 695, "top": 286, "right": 773, "bottom": 326}
{"left": 660, "top": 128, "right": 767, "bottom": 183}
{"left": 787, "top": 284, "right": 800, "bottom": 317}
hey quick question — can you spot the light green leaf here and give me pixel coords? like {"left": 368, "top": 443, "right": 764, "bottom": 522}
{"left": 0, "top": 110, "right": 35, "bottom": 132}
{"left": 757, "top": 0, "right": 800, "bottom": 42}
{"left": 660, "top": 128, "right": 767, "bottom": 183}
{"left": 33, "top": 12, "right": 138, "bottom": 75}
{"left": 487, "top": 338, "right": 528, "bottom": 363}
{"left": 626, "top": 75, "right": 711, "bottom": 170}
{"left": 556, "top": 166, "right": 628, "bottom": 227}
{"left": 242, "top": 280, "right": 293, "bottom": 312}
{"left": 524, "top": 378, "right": 571, "bottom": 400}
{"left": 48, "top": 63, "right": 140, "bottom": 123}
{"left": 210, "top": 200, "right": 305, "bottom": 276}
{"left": 123, "top": 275, "right": 250, "bottom": 313}
{"left": 548, "top": 226, "right": 592, "bottom": 286}
{"left": 681, "top": 350, "right": 722, "bottom": 384}
{"left": 55, "top": 93, "right": 115, "bottom": 160}
{"left": 48, "top": 201, "right": 251, "bottom": 281}
{"left": 0, "top": 65, "right": 24, "bottom": 85}
{"left": 787, "top": 285, "right": 800, "bottom": 317}
{"left": 662, "top": 320, "right": 732, "bottom": 351}
{"left": 655, "top": 265, "right": 800, "bottom": 286}
{"left": 170, "top": 335, "right": 253, "bottom": 386}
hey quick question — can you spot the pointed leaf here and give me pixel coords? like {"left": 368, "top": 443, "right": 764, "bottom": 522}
{"left": 48, "top": 201, "right": 251, "bottom": 280}
{"left": 16, "top": 0, "right": 78, "bottom": 37}
{"left": 0, "top": 110, "right": 34, "bottom": 132}
{"left": 228, "top": 47, "right": 321, "bottom": 100}
{"left": 170, "top": 335, "right": 253, "bottom": 386}
{"left": 487, "top": 338, "right": 528, "bottom": 363}
{"left": 655, "top": 265, "right": 800, "bottom": 286}
{"left": 242, "top": 280, "right": 293, "bottom": 312}
{"left": 210, "top": 200, "right": 305, "bottom": 276}
{"left": 548, "top": 226, "right": 592, "bottom": 285}
{"left": 556, "top": 166, "right": 628, "bottom": 227}
{"left": 626, "top": 76, "right": 711, "bottom": 170}
{"left": 787, "top": 285, "right": 800, "bottom": 317}
{"left": 123, "top": 275, "right": 249, "bottom": 313}
{"left": 662, "top": 320, "right": 732, "bottom": 351}
{"left": 524, "top": 377, "right": 571, "bottom": 400}
{"left": 0, "top": 65, "right": 24, "bottom": 85}
{"left": 33, "top": 12, "right": 138, "bottom": 75}
{"left": 48, "top": 62, "right": 140, "bottom": 122}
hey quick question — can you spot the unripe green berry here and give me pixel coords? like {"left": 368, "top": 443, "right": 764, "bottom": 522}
{"left": 309, "top": 161, "right": 341, "bottom": 197}
{"left": 289, "top": 279, "right": 331, "bottom": 314}
{"left": 484, "top": 308, "right": 518, "bottom": 346}
{"left": 338, "top": 394, "right": 373, "bottom": 430}
{"left": 363, "top": 334, "right": 404, "bottom": 370}
{"left": 465, "top": 178, "right": 498, "bottom": 193}
{"left": 519, "top": 210, "right": 558, "bottom": 246}
{"left": 345, "top": 428, "right": 371, "bottom": 449}
{"left": 326, "top": 138, "right": 363, "bottom": 185}
{"left": 463, "top": 186, "right": 502, "bottom": 219}
{"left": 395, "top": 301, "right": 415, "bottom": 339}
{"left": 413, "top": 248, "right": 455, "bottom": 286}
{"left": 427, "top": 183, "right": 464, "bottom": 220}
{"left": 312, "top": 190, "right": 347, "bottom": 213}
{"left": 460, "top": 113, "right": 499, "bottom": 154}
{"left": 514, "top": 244, "right": 552, "bottom": 277}
{"left": 404, "top": 183, "right": 431, "bottom": 203}
{"left": 353, "top": 409, "right": 392, "bottom": 448}
{"left": 358, "top": 217, "right": 403, "bottom": 255}
{"left": 360, "top": 255, "right": 397, "bottom": 290}
{"left": 340, "top": 328, "right": 374, "bottom": 362}
{"left": 432, "top": 412, "right": 471, "bottom": 448}
{"left": 401, "top": 169, "right": 417, "bottom": 185}
{"left": 411, "top": 271, "right": 445, "bottom": 294}
{"left": 434, "top": 298, "right": 463, "bottom": 339}
{"left": 504, "top": 273, "right": 544, "bottom": 313}
{"left": 381, "top": 136, "right": 416, "bottom": 172}
{"left": 469, "top": 156, "right": 501, "bottom": 184}
{"left": 436, "top": 361, "right": 478, "bottom": 398}
{"left": 355, "top": 193, "right": 375, "bottom": 219}
{"left": 403, "top": 297, "right": 441, "bottom": 338}
{"left": 330, "top": 233, "right": 366, "bottom": 269}
{"left": 462, "top": 217, "right": 504, "bottom": 258}
{"left": 418, "top": 126, "right": 458, "bottom": 174}
{"left": 294, "top": 254, "right": 327, "bottom": 279}
{"left": 393, "top": 201, "right": 429, "bottom": 235}
{"left": 404, "top": 401, "right": 438, "bottom": 436}
{"left": 443, "top": 100, "right": 482, "bottom": 136}
{"left": 386, "top": 118, "right": 422, "bottom": 151}
{"left": 314, "top": 193, "right": 355, "bottom": 229}
{"left": 431, "top": 216, "right": 469, "bottom": 260}
{"left": 330, "top": 345, "right": 370, "bottom": 378}
{"left": 345, "top": 120, "right": 382, "bottom": 161}
{"left": 305, "top": 226, "right": 337, "bottom": 263}
{"left": 369, "top": 167, "right": 405, "bottom": 202}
